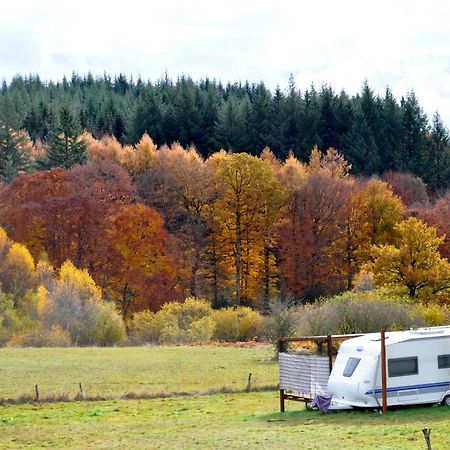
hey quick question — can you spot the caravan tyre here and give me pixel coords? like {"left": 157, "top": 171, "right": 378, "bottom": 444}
{"left": 443, "top": 395, "right": 450, "bottom": 406}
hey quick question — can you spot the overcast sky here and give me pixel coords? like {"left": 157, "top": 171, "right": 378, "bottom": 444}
{"left": 2, "top": 0, "right": 449, "bottom": 125}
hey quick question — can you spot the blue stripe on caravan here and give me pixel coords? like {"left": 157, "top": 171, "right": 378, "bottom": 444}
{"left": 365, "top": 381, "right": 450, "bottom": 395}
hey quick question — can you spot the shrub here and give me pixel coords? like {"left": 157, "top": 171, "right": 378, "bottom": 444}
{"left": 261, "top": 299, "right": 301, "bottom": 345}
{"left": 298, "top": 291, "right": 426, "bottom": 336}
{"left": 8, "top": 325, "right": 72, "bottom": 347}
{"left": 0, "top": 291, "right": 37, "bottom": 346}
{"left": 85, "top": 301, "right": 127, "bottom": 346}
{"left": 130, "top": 297, "right": 214, "bottom": 345}
{"left": 129, "top": 310, "right": 158, "bottom": 344}
{"left": 417, "top": 303, "right": 450, "bottom": 326}
{"left": 212, "top": 307, "right": 262, "bottom": 341}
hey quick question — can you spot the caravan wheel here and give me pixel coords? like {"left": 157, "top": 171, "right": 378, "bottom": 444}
{"left": 443, "top": 395, "right": 450, "bottom": 406}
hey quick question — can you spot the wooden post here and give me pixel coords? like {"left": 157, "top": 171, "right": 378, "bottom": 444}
{"left": 279, "top": 339, "right": 285, "bottom": 412}
{"left": 35, "top": 384, "right": 39, "bottom": 401}
{"left": 380, "top": 329, "right": 388, "bottom": 414}
{"left": 279, "top": 389, "right": 285, "bottom": 413}
{"left": 422, "top": 427, "right": 432, "bottom": 450}
{"left": 246, "top": 373, "right": 252, "bottom": 392}
{"left": 327, "top": 334, "right": 333, "bottom": 373}
{"left": 277, "top": 339, "right": 285, "bottom": 355}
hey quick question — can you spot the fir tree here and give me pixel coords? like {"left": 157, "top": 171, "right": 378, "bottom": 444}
{"left": 38, "top": 105, "right": 87, "bottom": 169}
{"left": 0, "top": 124, "right": 33, "bottom": 183}
{"left": 398, "top": 91, "right": 429, "bottom": 176}
{"left": 426, "top": 112, "right": 450, "bottom": 191}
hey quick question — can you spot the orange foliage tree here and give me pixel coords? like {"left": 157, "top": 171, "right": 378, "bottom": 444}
{"left": 106, "top": 204, "right": 187, "bottom": 319}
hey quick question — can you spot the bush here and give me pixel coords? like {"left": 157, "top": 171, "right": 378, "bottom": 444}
{"left": 0, "top": 291, "right": 37, "bottom": 346}
{"left": 261, "top": 299, "right": 301, "bottom": 344}
{"left": 129, "top": 310, "right": 158, "bottom": 344}
{"left": 297, "top": 291, "right": 426, "bottom": 335}
{"left": 417, "top": 303, "right": 450, "bottom": 326}
{"left": 130, "top": 297, "right": 214, "bottom": 345}
{"left": 85, "top": 301, "right": 127, "bottom": 346}
{"left": 212, "top": 307, "right": 262, "bottom": 341}
{"left": 7, "top": 325, "right": 72, "bottom": 347}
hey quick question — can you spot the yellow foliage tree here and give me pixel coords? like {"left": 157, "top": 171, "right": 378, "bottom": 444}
{"left": 0, "top": 242, "right": 35, "bottom": 303}
{"left": 57, "top": 260, "right": 102, "bottom": 303}
{"left": 368, "top": 217, "right": 450, "bottom": 302}
{"left": 0, "top": 226, "right": 10, "bottom": 259}
{"left": 358, "top": 179, "right": 405, "bottom": 247}
{"left": 210, "top": 152, "right": 283, "bottom": 305}
{"left": 36, "top": 285, "right": 51, "bottom": 319}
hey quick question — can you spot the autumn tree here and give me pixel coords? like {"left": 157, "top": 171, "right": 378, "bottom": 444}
{"left": 382, "top": 171, "right": 429, "bottom": 207}
{"left": 0, "top": 242, "right": 35, "bottom": 305}
{"left": 335, "top": 180, "right": 368, "bottom": 290}
{"left": 418, "top": 193, "right": 450, "bottom": 259}
{"left": 368, "top": 217, "right": 450, "bottom": 302}
{"left": 278, "top": 148, "right": 352, "bottom": 299}
{"left": 107, "top": 204, "right": 186, "bottom": 319}
{"left": 39, "top": 261, "right": 126, "bottom": 345}
{"left": 211, "top": 152, "right": 283, "bottom": 305}
{"left": 356, "top": 178, "right": 405, "bottom": 248}
{"left": 1, "top": 161, "right": 134, "bottom": 273}
{"left": 136, "top": 142, "right": 216, "bottom": 298}
{"left": 1, "top": 168, "right": 71, "bottom": 260}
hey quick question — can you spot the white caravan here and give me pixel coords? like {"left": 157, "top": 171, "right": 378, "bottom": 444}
{"left": 327, "top": 326, "right": 450, "bottom": 409}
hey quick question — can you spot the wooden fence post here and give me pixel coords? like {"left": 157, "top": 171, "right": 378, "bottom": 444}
{"left": 280, "top": 389, "right": 285, "bottom": 413}
{"left": 278, "top": 339, "right": 286, "bottom": 412}
{"left": 327, "top": 334, "right": 333, "bottom": 373}
{"left": 380, "top": 329, "right": 388, "bottom": 414}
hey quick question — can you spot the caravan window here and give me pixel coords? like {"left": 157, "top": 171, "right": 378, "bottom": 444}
{"left": 438, "top": 354, "right": 450, "bottom": 369}
{"left": 343, "top": 357, "right": 361, "bottom": 377}
{"left": 388, "top": 357, "right": 418, "bottom": 377}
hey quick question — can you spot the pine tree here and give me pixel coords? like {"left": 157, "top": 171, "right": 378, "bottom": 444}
{"left": 215, "top": 95, "right": 242, "bottom": 150}
{"left": 318, "top": 85, "right": 340, "bottom": 151}
{"left": 281, "top": 75, "right": 302, "bottom": 158}
{"left": 38, "top": 105, "right": 87, "bottom": 169}
{"left": 0, "top": 125, "right": 33, "bottom": 183}
{"left": 0, "top": 95, "right": 33, "bottom": 183}
{"left": 426, "top": 112, "right": 450, "bottom": 191}
{"left": 131, "top": 86, "right": 164, "bottom": 144}
{"left": 343, "top": 84, "right": 381, "bottom": 174}
{"left": 398, "top": 91, "right": 429, "bottom": 176}
{"left": 379, "top": 88, "right": 402, "bottom": 171}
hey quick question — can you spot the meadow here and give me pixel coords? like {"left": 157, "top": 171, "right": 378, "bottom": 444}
{"left": 0, "top": 346, "right": 277, "bottom": 400}
{"left": 1, "top": 346, "right": 449, "bottom": 449}
{"left": 1, "top": 392, "right": 449, "bottom": 449}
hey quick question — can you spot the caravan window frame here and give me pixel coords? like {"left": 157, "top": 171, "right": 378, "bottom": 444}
{"left": 388, "top": 356, "right": 418, "bottom": 377}
{"left": 343, "top": 357, "right": 361, "bottom": 377}
{"left": 438, "top": 354, "right": 450, "bottom": 369}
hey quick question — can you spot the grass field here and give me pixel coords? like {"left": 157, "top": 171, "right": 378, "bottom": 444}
{"left": 1, "top": 346, "right": 449, "bottom": 449}
{"left": 0, "top": 346, "right": 277, "bottom": 400}
{"left": 1, "top": 391, "right": 449, "bottom": 449}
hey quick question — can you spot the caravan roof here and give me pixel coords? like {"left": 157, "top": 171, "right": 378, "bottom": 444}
{"left": 338, "top": 326, "right": 450, "bottom": 356}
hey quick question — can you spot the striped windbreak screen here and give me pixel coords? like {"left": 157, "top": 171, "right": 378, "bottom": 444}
{"left": 279, "top": 353, "right": 329, "bottom": 398}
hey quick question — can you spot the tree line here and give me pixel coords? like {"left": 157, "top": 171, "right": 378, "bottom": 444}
{"left": 2, "top": 136, "right": 450, "bottom": 321}
{"left": 1, "top": 74, "right": 449, "bottom": 190}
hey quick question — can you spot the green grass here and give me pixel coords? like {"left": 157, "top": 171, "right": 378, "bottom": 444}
{"left": 1, "top": 346, "right": 449, "bottom": 448}
{"left": 1, "top": 391, "right": 449, "bottom": 449}
{"left": 0, "top": 346, "right": 277, "bottom": 400}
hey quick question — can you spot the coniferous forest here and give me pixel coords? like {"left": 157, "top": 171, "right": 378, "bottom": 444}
{"left": 1, "top": 73, "right": 449, "bottom": 190}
